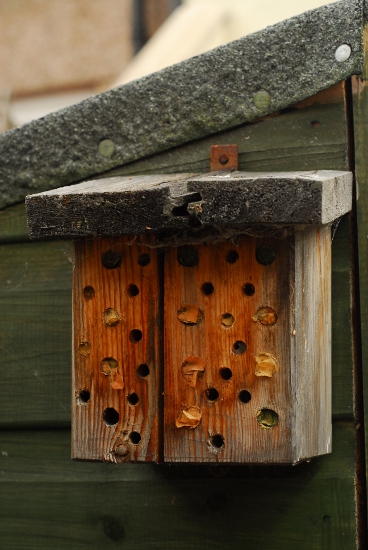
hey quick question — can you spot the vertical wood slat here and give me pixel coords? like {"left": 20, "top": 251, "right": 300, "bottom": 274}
{"left": 164, "top": 236, "right": 294, "bottom": 463}
{"left": 72, "top": 237, "right": 161, "bottom": 462}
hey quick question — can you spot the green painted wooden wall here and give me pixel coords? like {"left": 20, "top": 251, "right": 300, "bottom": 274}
{"left": 0, "top": 92, "right": 361, "bottom": 548}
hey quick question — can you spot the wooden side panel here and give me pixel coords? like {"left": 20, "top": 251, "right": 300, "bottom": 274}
{"left": 73, "top": 237, "right": 161, "bottom": 462}
{"left": 293, "top": 225, "right": 332, "bottom": 462}
{"left": 164, "top": 236, "right": 294, "bottom": 463}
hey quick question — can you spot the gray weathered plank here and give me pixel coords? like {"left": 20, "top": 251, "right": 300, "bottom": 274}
{"left": 0, "top": 0, "right": 362, "bottom": 208}
{"left": 26, "top": 170, "right": 352, "bottom": 239}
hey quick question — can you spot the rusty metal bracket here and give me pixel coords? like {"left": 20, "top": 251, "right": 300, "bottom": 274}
{"left": 210, "top": 144, "right": 238, "bottom": 172}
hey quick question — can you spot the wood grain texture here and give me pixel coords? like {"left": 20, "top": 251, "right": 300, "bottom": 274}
{"left": 293, "top": 225, "right": 332, "bottom": 461}
{"left": 26, "top": 170, "right": 352, "bottom": 239}
{"left": 164, "top": 230, "right": 331, "bottom": 463}
{"left": 0, "top": 423, "right": 357, "bottom": 549}
{"left": 73, "top": 237, "right": 161, "bottom": 462}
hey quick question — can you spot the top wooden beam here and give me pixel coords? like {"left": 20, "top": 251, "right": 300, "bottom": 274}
{"left": 0, "top": 0, "right": 364, "bottom": 209}
{"left": 25, "top": 170, "right": 352, "bottom": 239}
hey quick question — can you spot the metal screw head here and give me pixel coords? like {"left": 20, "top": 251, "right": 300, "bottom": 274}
{"left": 335, "top": 44, "right": 351, "bottom": 62}
{"left": 253, "top": 90, "right": 271, "bottom": 110}
{"left": 98, "top": 139, "right": 115, "bottom": 157}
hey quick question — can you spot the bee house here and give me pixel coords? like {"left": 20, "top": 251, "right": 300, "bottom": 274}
{"left": 26, "top": 168, "right": 352, "bottom": 464}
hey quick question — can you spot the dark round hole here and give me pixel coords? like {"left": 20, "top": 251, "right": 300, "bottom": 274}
{"left": 226, "top": 250, "right": 239, "bottom": 264}
{"left": 129, "top": 431, "right": 141, "bottom": 445}
{"left": 83, "top": 286, "right": 95, "bottom": 300}
{"left": 220, "top": 367, "right": 232, "bottom": 381}
{"left": 311, "top": 120, "right": 320, "bottom": 128}
{"left": 238, "top": 390, "right": 251, "bottom": 404}
{"left": 243, "top": 283, "right": 255, "bottom": 296}
{"left": 137, "top": 363, "right": 150, "bottom": 377}
{"left": 79, "top": 389, "right": 90, "bottom": 403}
{"left": 205, "top": 387, "right": 219, "bottom": 402}
{"left": 102, "top": 250, "right": 122, "bottom": 269}
{"left": 128, "top": 392, "right": 139, "bottom": 406}
{"left": 103, "top": 407, "right": 119, "bottom": 426}
{"left": 219, "top": 154, "right": 229, "bottom": 165}
{"left": 127, "top": 284, "right": 139, "bottom": 298}
{"left": 256, "top": 245, "right": 276, "bottom": 266}
{"left": 177, "top": 246, "right": 199, "bottom": 267}
{"left": 233, "top": 340, "right": 247, "bottom": 355}
{"left": 210, "top": 434, "right": 225, "bottom": 449}
{"left": 138, "top": 253, "right": 150, "bottom": 267}
{"left": 201, "top": 282, "right": 214, "bottom": 296}
{"left": 130, "top": 329, "right": 142, "bottom": 343}
{"left": 323, "top": 516, "right": 332, "bottom": 524}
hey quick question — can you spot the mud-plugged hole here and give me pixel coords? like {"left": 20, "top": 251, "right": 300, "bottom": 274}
{"left": 83, "top": 286, "right": 95, "bottom": 300}
{"left": 127, "top": 284, "right": 139, "bottom": 298}
{"left": 311, "top": 120, "right": 320, "bottom": 128}
{"left": 256, "top": 408, "right": 279, "bottom": 429}
{"left": 177, "top": 246, "right": 199, "bottom": 267}
{"left": 233, "top": 340, "right": 247, "bottom": 355}
{"left": 128, "top": 392, "right": 139, "bottom": 406}
{"left": 238, "top": 390, "right": 251, "bottom": 404}
{"left": 78, "top": 341, "right": 91, "bottom": 355}
{"left": 220, "top": 367, "right": 232, "bottom": 381}
{"left": 102, "top": 308, "right": 121, "bottom": 326}
{"left": 138, "top": 253, "right": 150, "bottom": 267}
{"left": 210, "top": 434, "right": 225, "bottom": 449}
{"left": 226, "top": 250, "right": 239, "bottom": 264}
{"left": 130, "top": 329, "right": 142, "bottom": 343}
{"left": 129, "top": 431, "right": 141, "bottom": 445}
{"left": 201, "top": 282, "right": 214, "bottom": 296}
{"left": 256, "top": 245, "right": 275, "bottom": 265}
{"left": 79, "top": 389, "right": 90, "bottom": 403}
{"left": 137, "top": 363, "right": 150, "bottom": 377}
{"left": 243, "top": 283, "right": 255, "bottom": 296}
{"left": 221, "top": 313, "right": 234, "bottom": 328}
{"left": 102, "top": 250, "right": 122, "bottom": 269}
{"left": 103, "top": 407, "right": 119, "bottom": 426}
{"left": 205, "top": 387, "right": 219, "bottom": 402}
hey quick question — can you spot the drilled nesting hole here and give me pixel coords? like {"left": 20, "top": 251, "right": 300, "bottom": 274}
{"left": 137, "top": 363, "right": 150, "bottom": 377}
{"left": 256, "top": 408, "right": 279, "bottom": 429}
{"left": 127, "top": 284, "right": 139, "bottom": 298}
{"left": 130, "top": 329, "right": 142, "bottom": 343}
{"left": 102, "top": 250, "right": 122, "bottom": 269}
{"left": 129, "top": 431, "right": 142, "bottom": 445}
{"left": 226, "top": 250, "right": 239, "bottom": 264}
{"left": 238, "top": 390, "right": 251, "bottom": 404}
{"left": 256, "top": 245, "right": 275, "bottom": 266}
{"left": 243, "top": 283, "right": 255, "bottom": 296}
{"left": 201, "top": 282, "right": 214, "bottom": 296}
{"left": 220, "top": 367, "right": 232, "bottom": 381}
{"left": 79, "top": 389, "right": 90, "bottom": 404}
{"left": 221, "top": 313, "right": 234, "bottom": 328}
{"left": 210, "top": 434, "right": 225, "bottom": 449}
{"left": 232, "top": 341, "right": 247, "bottom": 355}
{"left": 83, "top": 286, "right": 95, "bottom": 300}
{"left": 128, "top": 393, "right": 139, "bottom": 406}
{"left": 205, "top": 387, "right": 219, "bottom": 402}
{"left": 103, "top": 407, "right": 119, "bottom": 426}
{"left": 138, "top": 253, "right": 150, "bottom": 267}
{"left": 177, "top": 246, "right": 199, "bottom": 267}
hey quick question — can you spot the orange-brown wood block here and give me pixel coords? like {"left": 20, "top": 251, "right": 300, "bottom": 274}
{"left": 73, "top": 237, "right": 161, "bottom": 462}
{"left": 164, "top": 236, "right": 294, "bottom": 463}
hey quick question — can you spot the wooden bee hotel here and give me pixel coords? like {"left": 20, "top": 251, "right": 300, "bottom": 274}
{"left": 2, "top": 0, "right": 367, "bottom": 546}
